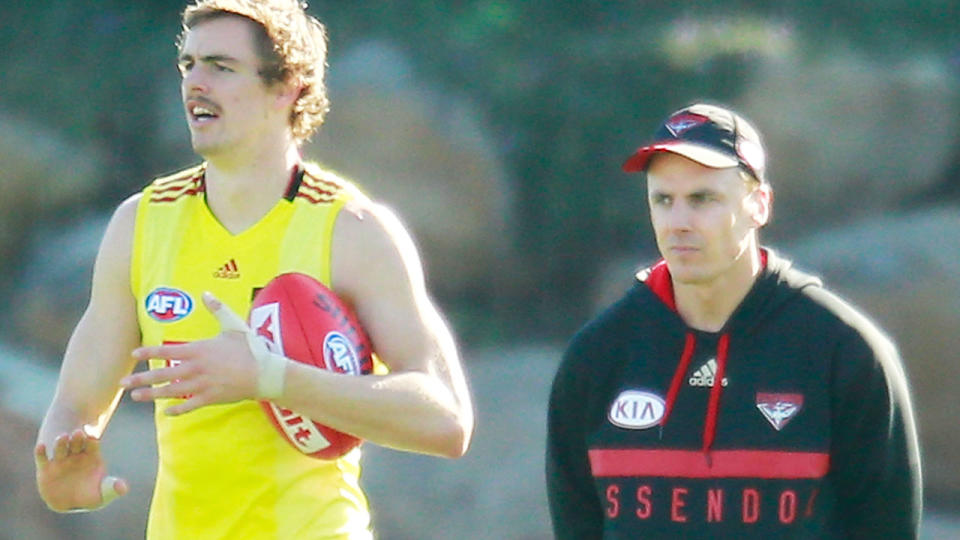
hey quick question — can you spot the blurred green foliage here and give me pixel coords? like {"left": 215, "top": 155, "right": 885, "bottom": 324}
{"left": 2, "top": 0, "right": 957, "bottom": 339}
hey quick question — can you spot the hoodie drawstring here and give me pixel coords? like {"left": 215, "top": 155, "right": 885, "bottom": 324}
{"left": 703, "top": 333, "right": 730, "bottom": 457}
{"left": 661, "top": 332, "right": 696, "bottom": 427}
{"left": 659, "top": 332, "right": 731, "bottom": 466}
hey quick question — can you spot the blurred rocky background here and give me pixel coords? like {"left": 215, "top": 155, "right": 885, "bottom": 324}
{"left": 1, "top": 1, "right": 958, "bottom": 538}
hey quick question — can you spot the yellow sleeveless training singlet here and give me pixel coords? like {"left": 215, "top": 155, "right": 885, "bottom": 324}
{"left": 131, "top": 163, "right": 372, "bottom": 539}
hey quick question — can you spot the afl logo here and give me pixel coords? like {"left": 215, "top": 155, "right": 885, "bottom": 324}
{"left": 323, "top": 332, "right": 362, "bottom": 375}
{"left": 145, "top": 288, "right": 194, "bottom": 322}
{"left": 608, "top": 390, "right": 666, "bottom": 430}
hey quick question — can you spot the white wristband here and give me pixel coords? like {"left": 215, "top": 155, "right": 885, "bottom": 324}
{"left": 246, "top": 331, "right": 288, "bottom": 399}
{"left": 204, "top": 291, "right": 288, "bottom": 400}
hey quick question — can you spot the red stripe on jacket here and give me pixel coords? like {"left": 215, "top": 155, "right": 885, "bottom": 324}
{"left": 589, "top": 449, "right": 829, "bottom": 479}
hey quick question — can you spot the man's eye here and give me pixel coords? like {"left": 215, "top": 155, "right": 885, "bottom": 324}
{"left": 652, "top": 196, "right": 671, "bottom": 206}
{"left": 690, "top": 194, "right": 714, "bottom": 205}
{"left": 215, "top": 64, "right": 233, "bottom": 72}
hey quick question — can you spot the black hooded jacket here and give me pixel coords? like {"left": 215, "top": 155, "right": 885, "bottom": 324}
{"left": 546, "top": 250, "right": 921, "bottom": 539}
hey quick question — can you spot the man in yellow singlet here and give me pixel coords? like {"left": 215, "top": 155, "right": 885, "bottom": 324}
{"left": 34, "top": 1, "right": 475, "bottom": 538}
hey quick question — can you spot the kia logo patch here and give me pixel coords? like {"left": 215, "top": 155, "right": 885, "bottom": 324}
{"left": 145, "top": 288, "right": 193, "bottom": 322}
{"left": 608, "top": 390, "right": 665, "bottom": 430}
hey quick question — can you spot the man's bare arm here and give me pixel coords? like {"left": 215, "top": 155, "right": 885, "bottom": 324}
{"left": 296, "top": 199, "right": 475, "bottom": 457}
{"left": 35, "top": 194, "right": 141, "bottom": 511}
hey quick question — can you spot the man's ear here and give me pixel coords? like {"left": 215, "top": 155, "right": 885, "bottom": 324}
{"left": 274, "top": 81, "right": 303, "bottom": 111}
{"left": 748, "top": 183, "right": 773, "bottom": 228}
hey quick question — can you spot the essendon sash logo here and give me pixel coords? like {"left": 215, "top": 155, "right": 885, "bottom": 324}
{"left": 665, "top": 113, "right": 709, "bottom": 137}
{"left": 756, "top": 392, "right": 804, "bottom": 431}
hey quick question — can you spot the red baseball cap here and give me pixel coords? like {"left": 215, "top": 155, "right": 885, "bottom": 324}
{"left": 622, "top": 103, "right": 767, "bottom": 183}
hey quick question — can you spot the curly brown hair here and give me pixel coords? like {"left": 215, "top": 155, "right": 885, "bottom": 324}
{"left": 179, "top": 0, "right": 330, "bottom": 142}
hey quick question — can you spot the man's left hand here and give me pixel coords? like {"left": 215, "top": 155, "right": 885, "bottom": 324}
{"left": 122, "top": 293, "right": 259, "bottom": 415}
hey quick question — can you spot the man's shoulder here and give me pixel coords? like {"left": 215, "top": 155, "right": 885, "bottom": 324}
{"left": 149, "top": 163, "right": 205, "bottom": 189}
{"left": 769, "top": 254, "right": 899, "bottom": 363}
{"left": 765, "top": 250, "right": 883, "bottom": 338}
{"left": 566, "top": 282, "right": 659, "bottom": 355}
{"left": 798, "top": 283, "right": 897, "bottom": 352}
{"left": 552, "top": 284, "right": 661, "bottom": 402}
{"left": 299, "top": 162, "right": 368, "bottom": 205}
{"left": 140, "top": 163, "right": 206, "bottom": 204}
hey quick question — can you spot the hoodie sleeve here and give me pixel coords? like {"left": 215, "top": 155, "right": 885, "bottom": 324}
{"left": 829, "top": 323, "right": 922, "bottom": 539}
{"left": 546, "top": 335, "right": 605, "bottom": 540}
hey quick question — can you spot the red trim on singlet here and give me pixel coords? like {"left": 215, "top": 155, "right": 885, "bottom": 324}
{"left": 294, "top": 171, "right": 340, "bottom": 204}
{"left": 302, "top": 174, "right": 340, "bottom": 191}
{"left": 151, "top": 188, "right": 205, "bottom": 202}
{"left": 299, "top": 183, "right": 336, "bottom": 198}
{"left": 296, "top": 191, "right": 337, "bottom": 204}
{"left": 152, "top": 177, "right": 201, "bottom": 193}
{"left": 150, "top": 173, "right": 205, "bottom": 203}
{"left": 148, "top": 164, "right": 347, "bottom": 206}
{"left": 588, "top": 449, "right": 829, "bottom": 479}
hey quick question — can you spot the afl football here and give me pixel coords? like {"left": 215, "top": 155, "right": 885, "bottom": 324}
{"left": 249, "top": 272, "right": 374, "bottom": 459}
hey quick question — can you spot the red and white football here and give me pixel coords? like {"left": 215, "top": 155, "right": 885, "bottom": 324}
{"left": 248, "top": 272, "right": 374, "bottom": 460}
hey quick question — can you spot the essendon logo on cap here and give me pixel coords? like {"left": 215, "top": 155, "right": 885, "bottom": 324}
{"left": 665, "top": 113, "right": 710, "bottom": 137}
{"left": 756, "top": 392, "right": 804, "bottom": 431}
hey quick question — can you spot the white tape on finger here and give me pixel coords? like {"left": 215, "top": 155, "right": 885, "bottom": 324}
{"left": 64, "top": 476, "right": 122, "bottom": 513}
{"left": 100, "top": 476, "right": 121, "bottom": 506}
{"left": 207, "top": 292, "right": 249, "bottom": 332}
{"left": 206, "top": 291, "right": 288, "bottom": 399}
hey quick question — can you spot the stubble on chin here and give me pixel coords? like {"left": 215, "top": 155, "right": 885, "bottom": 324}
{"left": 189, "top": 135, "right": 222, "bottom": 159}
{"left": 665, "top": 258, "right": 714, "bottom": 286}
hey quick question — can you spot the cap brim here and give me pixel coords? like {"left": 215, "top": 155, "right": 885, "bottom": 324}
{"left": 622, "top": 141, "right": 739, "bottom": 173}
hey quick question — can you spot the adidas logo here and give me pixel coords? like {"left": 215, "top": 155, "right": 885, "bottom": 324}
{"left": 688, "top": 358, "right": 728, "bottom": 387}
{"left": 213, "top": 258, "right": 240, "bottom": 279}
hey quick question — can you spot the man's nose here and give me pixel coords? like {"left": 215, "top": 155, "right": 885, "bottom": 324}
{"left": 665, "top": 202, "right": 693, "bottom": 231}
{"left": 182, "top": 68, "right": 210, "bottom": 95}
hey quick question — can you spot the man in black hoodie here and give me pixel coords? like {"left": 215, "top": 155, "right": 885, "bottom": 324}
{"left": 546, "top": 103, "right": 921, "bottom": 539}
